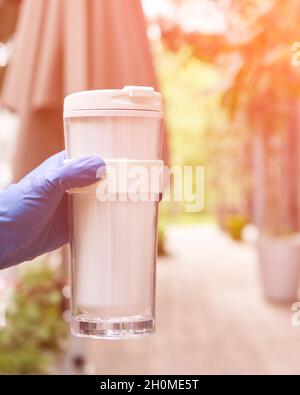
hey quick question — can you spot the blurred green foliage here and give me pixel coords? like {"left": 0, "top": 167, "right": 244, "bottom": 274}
{"left": 155, "top": 43, "right": 228, "bottom": 225}
{"left": 155, "top": 43, "right": 250, "bottom": 229}
{"left": 156, "top": 44, "right": 223, "bottom": 168}
{"left": 0, "top": 263, "right": 67, "bottom": 374}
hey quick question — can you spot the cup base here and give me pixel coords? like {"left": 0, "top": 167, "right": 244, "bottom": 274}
{"left": 71, "top": 314, "right": 155, "bottom": 339}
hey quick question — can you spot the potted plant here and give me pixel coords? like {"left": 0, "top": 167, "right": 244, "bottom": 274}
{"left": 256, "top": 235, "right": 300, "bottom": 302}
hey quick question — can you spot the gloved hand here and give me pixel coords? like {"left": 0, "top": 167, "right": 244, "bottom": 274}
{"left": 0, "top": 151, "right": 105, "bottom": 270}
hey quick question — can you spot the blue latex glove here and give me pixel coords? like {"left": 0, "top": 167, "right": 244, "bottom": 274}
{"left": 0, "top": 151, "right": 105, "bottom": 270}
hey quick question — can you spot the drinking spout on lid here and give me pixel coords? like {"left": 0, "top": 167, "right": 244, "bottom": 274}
{"left": 123, "top": 86, "right": 155, "bottom": 98}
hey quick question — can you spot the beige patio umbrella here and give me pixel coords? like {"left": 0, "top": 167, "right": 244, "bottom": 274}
{"left": 1, "top": 0, "right": 168, "bottom": 180}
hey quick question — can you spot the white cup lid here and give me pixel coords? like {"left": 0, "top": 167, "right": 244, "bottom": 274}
{"left": 64, "top": 86, "right": 162, "bottom": 112}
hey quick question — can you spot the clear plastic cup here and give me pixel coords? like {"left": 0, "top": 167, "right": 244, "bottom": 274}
{"left": 63, "top": 86, "right": 164, "bottom": 339}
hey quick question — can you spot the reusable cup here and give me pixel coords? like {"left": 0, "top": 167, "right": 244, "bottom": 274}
{"left": 63, "top": 86, "right": 164, "bottom": 339}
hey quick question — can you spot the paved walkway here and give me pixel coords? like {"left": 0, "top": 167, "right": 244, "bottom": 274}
{"left": 87, "top": 225, "right": 300, "bottom": 374}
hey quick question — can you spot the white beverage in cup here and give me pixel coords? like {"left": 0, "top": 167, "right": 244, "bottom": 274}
{"left": 63, "top": 86, "right": 164, "bottom": 339}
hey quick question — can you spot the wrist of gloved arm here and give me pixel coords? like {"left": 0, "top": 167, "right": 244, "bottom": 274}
{"left": 0, "top": 151, "right": 105, "bottom": 270}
